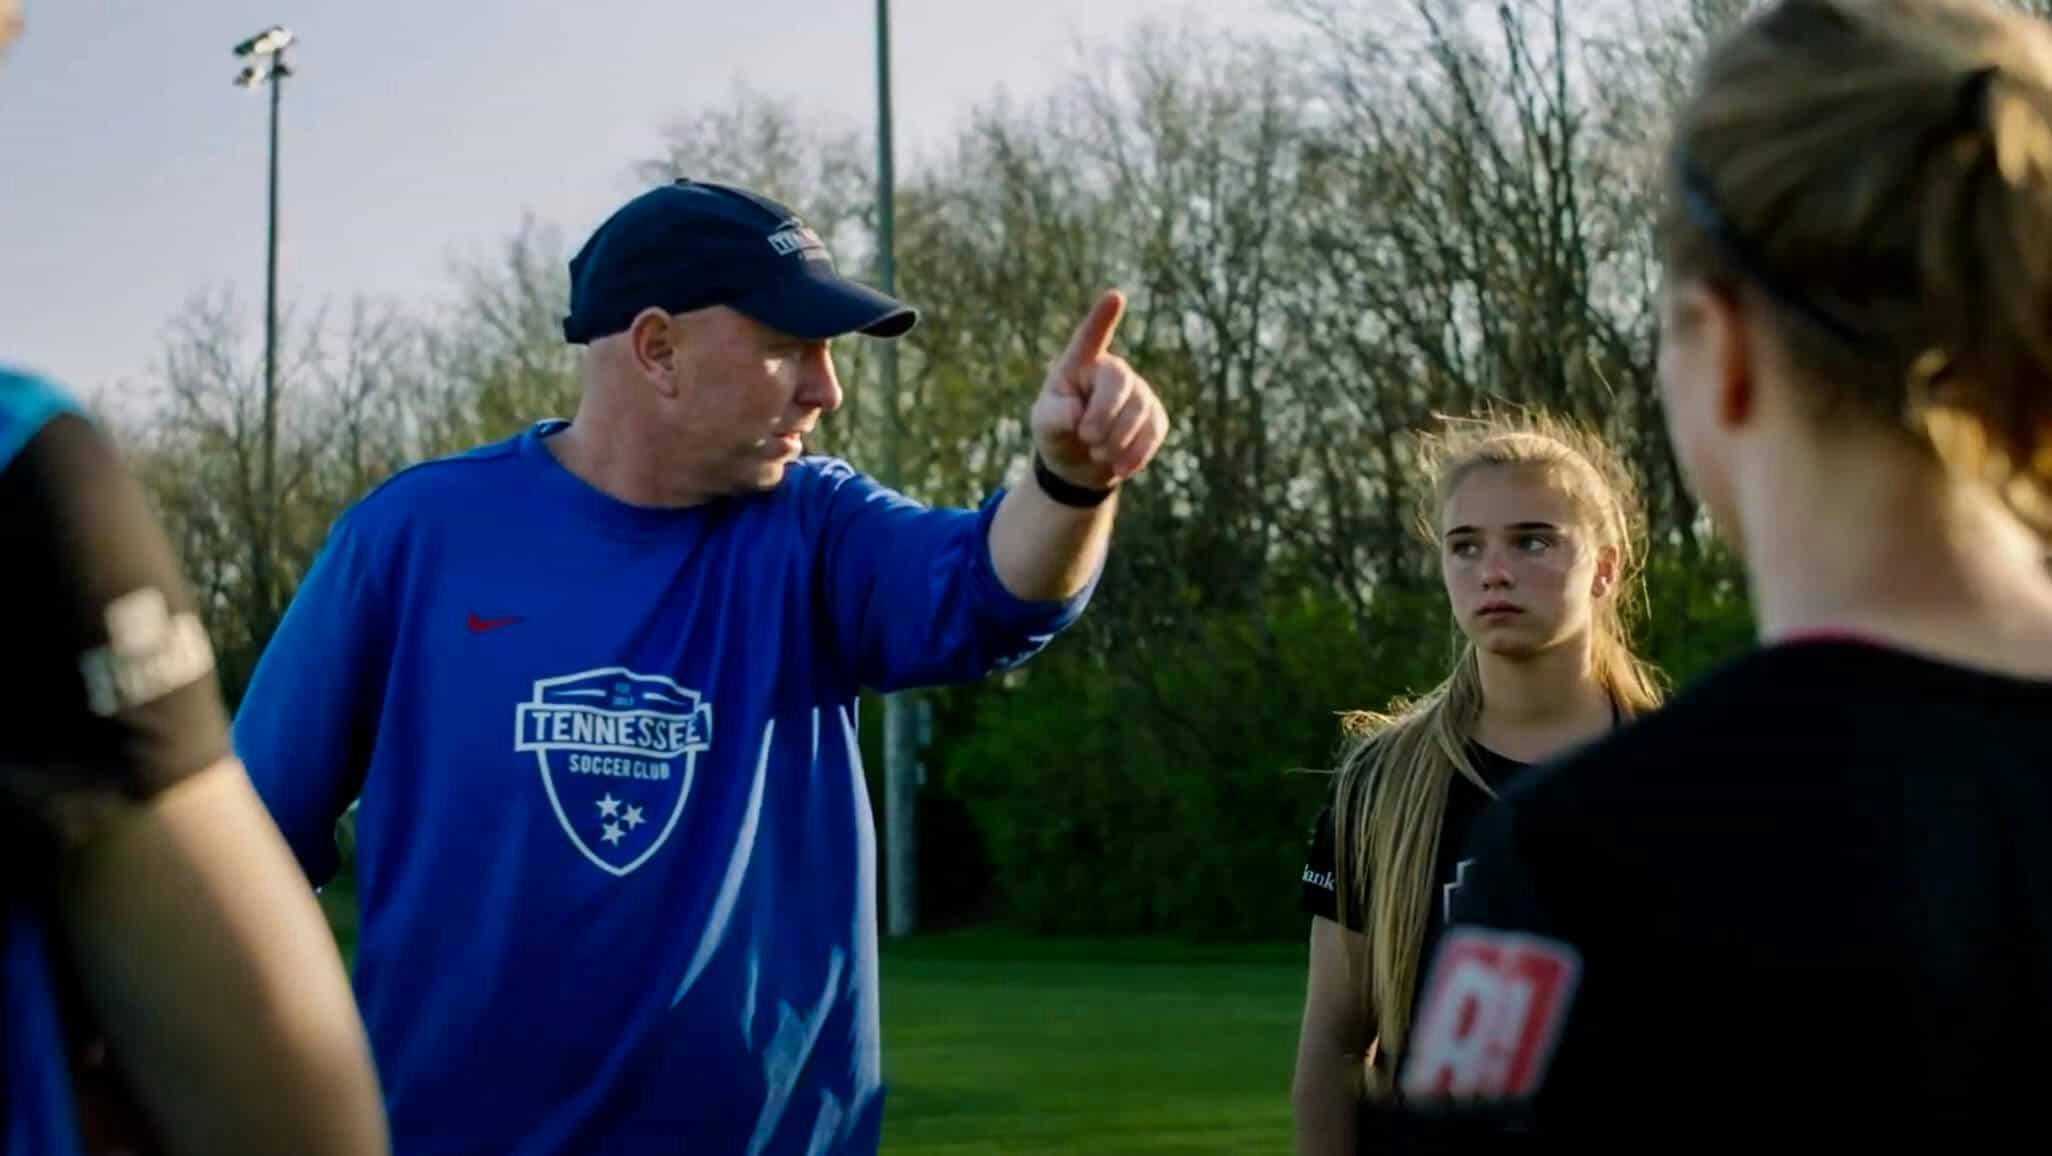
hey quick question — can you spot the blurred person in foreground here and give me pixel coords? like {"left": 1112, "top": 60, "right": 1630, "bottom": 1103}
{"left": 231, "top": 178, "right": 1169, "bottom": 1154}
{"left": 0, "top": 6, "right": 390, "bottom": 1153}
{"left": 1398, "top": 0, "right": 2052, "bottom": 1144}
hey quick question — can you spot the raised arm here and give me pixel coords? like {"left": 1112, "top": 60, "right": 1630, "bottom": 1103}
{"left": 986, "top": 290, "right": 1167, "bottom": 602}
{"left": 813, "top": 461, "right": 1091, "bottom": 691}
{"left": 818, "top": 289, "right": 1168, "bottom": 691}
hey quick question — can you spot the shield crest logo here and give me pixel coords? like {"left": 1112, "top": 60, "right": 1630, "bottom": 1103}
{"left": 514, "top": 667, "right": 714, "bottom": 876}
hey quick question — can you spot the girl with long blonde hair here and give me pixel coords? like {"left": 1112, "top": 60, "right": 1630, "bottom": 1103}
{"left": 1290, "top": 408, "right": 1664, "bottom": 1154}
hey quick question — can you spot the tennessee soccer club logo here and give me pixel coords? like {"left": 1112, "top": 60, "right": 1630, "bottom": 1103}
{"left": 1399, "top": 927, "right": 1582, "bottom": 1101}
{"left": 513, "top": 668, "right": 713, "bottom": 877}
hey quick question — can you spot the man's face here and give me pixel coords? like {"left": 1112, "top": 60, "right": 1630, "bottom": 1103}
{"left": 663, "top": 306, "right": 844, "bottom": 496}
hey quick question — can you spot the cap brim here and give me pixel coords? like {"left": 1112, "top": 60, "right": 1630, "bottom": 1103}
{"left": 730, "top": 268, "right": 918, "bottom": 341}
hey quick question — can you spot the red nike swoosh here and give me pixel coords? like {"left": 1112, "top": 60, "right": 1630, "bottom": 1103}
{"left": 467, "top": 613, "right": 523, "bottom": 633}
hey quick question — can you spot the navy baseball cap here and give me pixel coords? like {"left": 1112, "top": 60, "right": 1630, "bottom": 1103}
{"left": 561, "top": 179, "right": 917, "bottom": 344}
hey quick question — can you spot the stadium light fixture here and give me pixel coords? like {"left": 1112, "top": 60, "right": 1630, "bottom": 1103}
{"left": 231, "top": 25, "right": 294, "bottom": 627}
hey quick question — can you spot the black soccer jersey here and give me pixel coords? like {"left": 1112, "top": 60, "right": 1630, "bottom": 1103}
{"left": 1299, "top": 741, "right": 1529, "bottom": 943}
{"left": 1404, "top": 638, "right": 2052, "bottom": 1142}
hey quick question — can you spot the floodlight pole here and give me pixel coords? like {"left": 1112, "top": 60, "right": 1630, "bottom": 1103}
{"left": 876, "top": 0, "right": 918, "bottom": 940}
{"left": 234, "top": 28, "right": 292, "bottom": 628}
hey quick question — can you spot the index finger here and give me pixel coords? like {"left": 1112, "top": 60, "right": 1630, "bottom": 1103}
{"left": 1058, "top": 289, "right": 1127, "bottom": 372}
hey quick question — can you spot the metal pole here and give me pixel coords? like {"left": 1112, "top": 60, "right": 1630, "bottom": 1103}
{"left": 259, "top": 53, "right": 284, "bottom": 622}
{"left": 877, "top": 0, "right": 917, "bottom": 940}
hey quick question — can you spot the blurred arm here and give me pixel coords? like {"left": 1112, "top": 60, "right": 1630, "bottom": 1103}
{"left": 1, "top": 409, "right": 388, "bottom": 1155}
{"left": 56, "top": 758, "right": 390, "bottom": 1156}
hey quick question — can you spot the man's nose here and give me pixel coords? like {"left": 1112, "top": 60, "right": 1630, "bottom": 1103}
{"left": 796, "top": 346, "right": 843, "bottom": 412}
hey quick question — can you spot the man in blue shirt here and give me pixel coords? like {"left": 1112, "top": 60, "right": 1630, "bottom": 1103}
{"left": 234, "top": 178, "right": 1169, "bottom": 1154}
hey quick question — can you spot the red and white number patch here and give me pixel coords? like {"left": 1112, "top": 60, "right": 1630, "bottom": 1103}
{"left": 1399, "top": 927, "right": 1581, "bottom": 1101}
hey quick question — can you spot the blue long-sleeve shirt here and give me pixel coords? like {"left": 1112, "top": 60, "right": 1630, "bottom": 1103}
{"left": 233, "top": 420, "right": 1094, "bottom": 1155}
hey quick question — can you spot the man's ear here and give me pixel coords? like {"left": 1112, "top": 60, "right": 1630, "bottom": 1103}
{"left": 629, "top": 309, "right": 681, "bottom": 394}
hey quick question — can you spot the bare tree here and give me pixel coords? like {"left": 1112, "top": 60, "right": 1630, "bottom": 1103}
{"left": 1284, "top": 0, "right": 1720, "bottom": 581}
{"left": 116, "top": 290, "right": 423, "bottom": 697}
{"left": 425, "top": 216, "right": 581, "bottom": 444}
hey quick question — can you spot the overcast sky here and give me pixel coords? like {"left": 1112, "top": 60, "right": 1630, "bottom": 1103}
{"left": 1, "top": 0, "right": 1301, "bottom": 398}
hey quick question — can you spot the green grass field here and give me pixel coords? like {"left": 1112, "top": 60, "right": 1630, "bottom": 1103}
{"left": 322, "top": 888, "right": 1303, "bottom": 1153}
{"left": 877, "top": 933, "right": 1302, "bottom": 1154}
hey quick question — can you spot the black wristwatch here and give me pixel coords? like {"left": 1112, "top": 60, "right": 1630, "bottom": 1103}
{"left": 1032, "top": 452, "right": 1117, "bottom": 508}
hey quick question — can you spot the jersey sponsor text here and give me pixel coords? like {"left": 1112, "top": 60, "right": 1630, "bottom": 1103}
{"left": 1401, "top": 927, "right": 1580, "bottom": 1101}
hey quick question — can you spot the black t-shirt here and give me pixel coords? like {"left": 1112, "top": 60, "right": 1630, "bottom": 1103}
{"left": 1299, "top": 741, "right": 1529, "bottom": 940}
{"left": 1, "top": 393, "right": 230, "bottom": 1148}
{"left": 1402, "top": 640, "right": 2052, "bottom": 1144}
